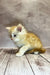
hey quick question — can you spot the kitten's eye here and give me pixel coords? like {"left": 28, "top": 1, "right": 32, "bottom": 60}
{"left": 14, "top": 34, "right": 16, "bottom": 37}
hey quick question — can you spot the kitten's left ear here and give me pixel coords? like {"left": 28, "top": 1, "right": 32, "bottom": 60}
{"left": 17, "top": 26, "right": 22, "bottom": 32}
{"left": 6, "top": 27, "right": 11, "bottom": 30}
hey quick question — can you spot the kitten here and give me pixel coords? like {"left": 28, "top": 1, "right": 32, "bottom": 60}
{"left": 6, "top": 24, "right": 46, "bottom": 56}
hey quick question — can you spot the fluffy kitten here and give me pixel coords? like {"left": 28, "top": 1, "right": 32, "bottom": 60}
{"left": 6, "top": 24, "right": 46, "bottom": 56}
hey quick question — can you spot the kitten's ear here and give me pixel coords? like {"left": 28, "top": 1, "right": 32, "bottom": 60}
{"left": 6, "top": 27, "right": 11, "bottom": 30}
{"left": 17, "top": 26, "right": 22, "bottom": 32}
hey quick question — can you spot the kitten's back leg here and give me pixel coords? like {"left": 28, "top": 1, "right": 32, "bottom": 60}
{"left": 25, "top": 48, "right": 46, "bottom": 54}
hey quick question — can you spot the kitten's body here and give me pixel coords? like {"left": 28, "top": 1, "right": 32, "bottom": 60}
{"left": 6, "top": 24, "right": 46, "bottom": 56}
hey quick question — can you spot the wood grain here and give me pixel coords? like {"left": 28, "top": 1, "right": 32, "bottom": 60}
{"left": 5, "top": 54, "right": 34, "bottom": 75}
{"left": 0, "top": 49, "right": 50, "bottom": 75}
{"left": 0, "top": 50, "right": 10, "bottom": 75}
{"left": 40, "top": 48, "right": 50, "bottom": 62}
{"left": 26, "top": 54, "right": 50, "bottom": 75}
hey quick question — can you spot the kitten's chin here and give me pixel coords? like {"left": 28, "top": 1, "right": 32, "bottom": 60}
{"left": 13, "top": 38, "right": 20, "bottom": 42}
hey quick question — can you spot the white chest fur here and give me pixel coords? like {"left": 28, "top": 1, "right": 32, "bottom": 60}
{"left": 15, "top": 40, "right": 24, "bottom": 47}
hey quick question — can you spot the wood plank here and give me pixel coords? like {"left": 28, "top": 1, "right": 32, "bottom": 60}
{"left": 26, "top": 54, "right": 50, "bottom": 75}
{"left": 40, "top": 48, "right": 50, "bottom": 62}
{"left": 0, "top": 50, "right": 10, "bottom": 75}
{"left": 5, "top": 54, "right": 34, "bottom": 75}
{"left": 0, "top": 50, "right": 6, "bottom": 66}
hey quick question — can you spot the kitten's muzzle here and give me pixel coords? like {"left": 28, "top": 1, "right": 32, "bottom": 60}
{"left": 10, "top": 35, "right": 13, "bottom": 40}
{"left": 11, "top": 38, "right": 13, "bottom": 40}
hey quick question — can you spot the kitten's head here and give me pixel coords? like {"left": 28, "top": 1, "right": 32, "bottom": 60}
{"left": 6, "top": 24, "right": 27, "bottom": 41}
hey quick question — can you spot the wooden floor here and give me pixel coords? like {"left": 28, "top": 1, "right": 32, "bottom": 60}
{"left": 0, "top": 48, "right": 50, "bottom": 75}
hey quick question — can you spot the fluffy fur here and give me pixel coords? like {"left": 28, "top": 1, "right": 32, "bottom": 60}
{"left": 6, "top": 24, "right": 46, "bottom": 56}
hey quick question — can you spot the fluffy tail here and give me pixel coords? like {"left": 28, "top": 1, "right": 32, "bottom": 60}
{"left": 25, "top": 48, "right": 46, "bottom": 54}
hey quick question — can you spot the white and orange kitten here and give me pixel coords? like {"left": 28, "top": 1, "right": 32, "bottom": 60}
{"left": 6, "top": 24, "right": 46, "bottom": 56}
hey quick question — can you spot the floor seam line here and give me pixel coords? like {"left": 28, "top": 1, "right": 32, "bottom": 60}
{"left": 4, "top": 54, "right": 11, "bottom": 75}
{"left": 39, "top": 54, "right": 50, "bottom": 63}
{"left": 25, "top": 55, "right": 35, "bottom": 75}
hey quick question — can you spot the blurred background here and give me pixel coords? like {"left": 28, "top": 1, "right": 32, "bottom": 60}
{"left": 0, "top": 0, "right": 50, "bottom": 48}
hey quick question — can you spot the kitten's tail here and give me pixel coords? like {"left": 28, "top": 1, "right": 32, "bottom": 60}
{"left": 25, "top": 48, "right": 46, "bottom": 54}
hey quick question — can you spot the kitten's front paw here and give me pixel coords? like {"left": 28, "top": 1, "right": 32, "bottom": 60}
{"left": 16, "top": 53, "right": 24, "bottom": 57}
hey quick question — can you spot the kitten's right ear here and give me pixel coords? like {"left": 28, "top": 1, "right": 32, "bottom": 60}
{"left": 6, "top": 27, "right": 11, "bottom": 30}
